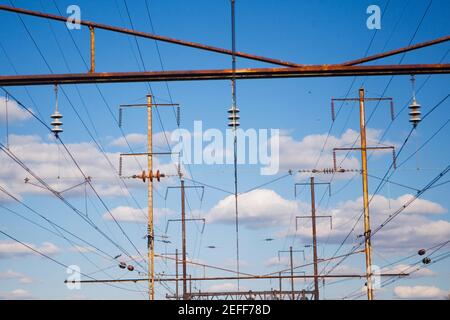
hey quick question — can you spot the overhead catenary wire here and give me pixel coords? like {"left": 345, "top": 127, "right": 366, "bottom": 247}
{"left": 0, "top": 229, "right": 148, "bottom": 295}
{"left": 0, "top": 141, "right": 148, "bottom": 273}
{"left": 3, "top": 2, "right": 151, "bottom": 270}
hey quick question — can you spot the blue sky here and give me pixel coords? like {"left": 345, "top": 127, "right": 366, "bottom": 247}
{"left": 0, "top": 0, "right": 449, "bottom": 300}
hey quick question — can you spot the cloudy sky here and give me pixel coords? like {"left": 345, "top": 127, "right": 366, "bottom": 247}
{"left": 0, "top": 0, "right": 449, "bottom": 300}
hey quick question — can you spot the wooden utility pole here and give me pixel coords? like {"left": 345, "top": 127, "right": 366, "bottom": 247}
{"left": 146, "top": 94, "right": 155, "bottom": 301}
{"left": 289, "top": 246, "right": 294, "bottom": 300}
{"left": 332, "top": 88, "right": 397, "bottom": 300}
{"left": 358, "top": 88, "right": 373, "bottom": 300}
{"left": 181, "top": 179, "right": 188, "bottom": 300}
{"left": 278, "top": 248, "right": 304, "bottom": 301}
{"left": 175, "top": 249, "right": 179, "bottom": 300}
{"left": 118, "top": 95, "right": 179, "bottom": 300}
{"left": 165, "top": 183, "right": 205, "bottom": 300}
{"left": 295, "top": 178, "right": 332, "bottom": 300}
{"left": 310, "top": 177, "right": 319, "bottom": 300}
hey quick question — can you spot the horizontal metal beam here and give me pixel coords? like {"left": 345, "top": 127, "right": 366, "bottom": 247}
{"left": 341, "top": 35, "right": 450, "bottom": 66}
{"left": 0, "top": 4, "right": 301, "bottom": 68}
{"left": 166, "top": 290, "right": 316, "bottom": 300}
{"left": 1, "top": 64, "right": 449, "bottom": 86}
{"left": 65, "top": 273, "right": 408, "bottom": 284}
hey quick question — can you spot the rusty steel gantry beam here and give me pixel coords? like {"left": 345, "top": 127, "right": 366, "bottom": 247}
{"left": 1, "top": 5, "right": 449, "bottom": 86}
{"left": 0, "top": 4, "right": 302, "bottom": 68}
{"left": 0, "top": 64, "right": 449, "bottom": 86}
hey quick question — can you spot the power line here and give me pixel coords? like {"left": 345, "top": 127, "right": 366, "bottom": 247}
{"left": 0, "top": 228, "right": 148, "bottom": 295}
{"left": 0, "top": 142, "right": 147, "bottom": 272}
{"left": 4, "top": 1, "right": 149, "bottom": 270}
{"left": 319, "top": 90, "right": 448, "bottom": 278}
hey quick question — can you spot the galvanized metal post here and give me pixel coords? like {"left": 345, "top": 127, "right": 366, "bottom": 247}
{"left": 359, "top": 88, "right": 374, "bottom": 300}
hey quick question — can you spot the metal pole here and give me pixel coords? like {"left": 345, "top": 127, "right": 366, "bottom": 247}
{"left": 181, "top": 179, "right": 188, "bottom": 299}
{"left": 359, "top": 88, "right": 374, "bottom": 300}
{"left": 2, "top": 64, "right": 449, "bottom": 86}
{"left": 175, "top": 248, "right": 179, "bottom": 300}
{"left": 147, "top": 94, "right": 154, "bottom": 300}
{"left": 279, "top": 272, "right": 282, "bottom": 292}
{"left": 230, "top": 0, "right": 240, "bottom": 292}
{"left": 89, "top": 26, "right": 95, "bottom": 73}
{"left": 310, "top": 177, "right": 319, "bottom": 300}
{"left": 290, "top": 246, "right": 294, "bottom": 300}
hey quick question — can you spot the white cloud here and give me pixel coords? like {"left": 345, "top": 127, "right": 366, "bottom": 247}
{"left": 0, "top": 134, "right": 181, "bottom": 200}
{"left": 205, "top": 187, "right": 449, "bottom": 253}
{"left": 282, "top": 194, "right": 449, "bottom": 253}
{"left": 0, "top": 270, "right": 33, "bottom": 284}
{"left": 109, "top": 133, "right": 146, "bottom": 148}
{"left": 0, "top": 241, "right": 60, "bottom": 259}
{"left": 103, "top": 206, "right": 173, "bottom": 223}
{"left": 265, "top": 256, "right": 305, "bottom": 268}
{"left": 382, "top": 264, "right": 436, "bottom": 278}
{"left": 275, "top": 128, "right": 396, "bottom": 176}
{"left": 0, "top": 96, "right": 31, "bottom": 123}
{"left": 394, "top": 285, "right": 449, "bottom": 299}
{"left": 109, "top": 131, "right": 174, "bottom": 149}
{"left": 207, "top": 282, "right": 246, "bottom": 292}
{"left": 69, "top": 245, "right": 95, "bottom": 253}
{"left": 206, "top": 189, "right": 306, "bottom": 229}
{"left": 0, "top": 288, "right": 33, "bottom": 300}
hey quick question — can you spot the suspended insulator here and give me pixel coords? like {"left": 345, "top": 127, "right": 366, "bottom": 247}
{"left": 422, "top": 257, "right": 431, "bottom": 265}
{"left": 392, "top": 148, "right": 397, "bottom": 169}
{"left": 132, "top": 170, "right": 147, "bottom": 183}
{"left": 228, "top": 106, "right": 240, "bottom": 127}
{"left": 176, "top": 105, "right": 181, "bottom": 127}
{"left": 118, "top": 261, "right": 126, "bottom": 269}
{"left": 228, "top": 107, "right": 240, "bottom": 114}
{"left": 409, "top": 99, "right": 421, "bottom": 128}
{"left": 118, "top": 108, "right": 123, "bottom": 127}
{"left": 150, "top": 170, "right": 165, "bottom": 182}
{"left": 228, "top": 120, "right": 240, "bottom": 127}
{"left": 390, "top": 100, "right": 395, "bottom": 121}
{"left": 51, "top": 84, "right": 63, "bottom": 137}
{"left": 333, "top": 150, "right": 337, "bottom": 171}
{"left": 331, "top": 100, "right": 335, "bottom": 121}
{"left": 418, "top": 249, "right": 426, "bottom": 256}
{"left": 409, "top": 75, "right": 421, "bottom": 128}
{"left": 119, "top": 156, "right": 123, "bottom": 176}
{"left": 127, "top": 265, "right": 134, "bottom": 272}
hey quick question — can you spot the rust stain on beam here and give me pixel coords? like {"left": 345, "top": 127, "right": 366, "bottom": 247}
{"left": 0, "top": 64, "right": 449, "bottom": 86}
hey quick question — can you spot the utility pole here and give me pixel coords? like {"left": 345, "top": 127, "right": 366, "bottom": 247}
{"left": 176, "top": 248, "right": 179, "bottom": 301}
{"left": 289, "top": 246, "right": 294, "bottom": 300}
{"left": 118, "top": 95, "right": 179, "bottom": 300}
{"left": 295, "top": 178, "right": 332, "bottom": 300}
{"left": 359, "top": 88, "right": 374, "bottom": 301}
{"left": 147, "top": 94, "right": 154, "bottom": 301}
{"left": 279, "top": 272, "right": 282, "bottom": 293}
{"left": 165, "top": 183, "right": 205, "bottom": 300}
{"left": 278, "top": 248, "right": 305, "bottom": 300}
{"left": 332, "top": 88, "right": 397, "bottom": 300}
{"left": 181, "top": 179, "right": 188, "bottom": 300}
{"left": 309, "top": 177, "right": 319, "bottom": 300}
